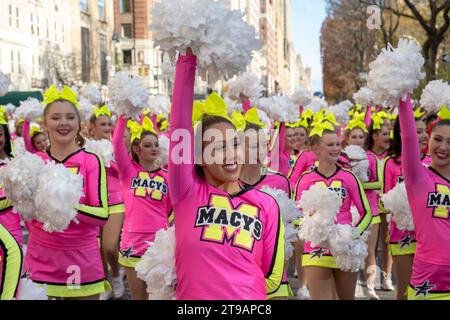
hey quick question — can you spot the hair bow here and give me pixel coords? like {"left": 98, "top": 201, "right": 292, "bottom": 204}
{"left": 309, "top": 120, "right": 335, "bottom": 137}
{"left": 346, "top": 116, "right": 368, "bottom": 133}
{"left": 437, "top": 105, "right": 450, "bottom": 120}
{"left": 93, "top": 105, "right": 111, "bottom": 118}
{"left": 42, "top": 85, "right": 79, "bottom": 107}
{"left": 0, "top": 106, "right": 8, "bottom": 125}
{"left": 244, "top": 107, "right": 266, "bottom": 129}
{"left": 371, "top": 113, "right": 385, "bottom": 130}
{"left": 231, "top": 111, "right": 246, "bottom": 131}
{"left": 129, "top": 116, "right": 158, "bottom": 143}
{"left": 312, "top": 110, "right": 339, "bottom": 127}
{"left": 301, "top": 109, "right": 314, "bottom": 120}
{"left": 160, "top": 119, "right": 169, "bottom": 132}
{"left": 192, "top": 92, "right": 233, "bottom": 125}
{"left": 286, "top": 117, "right": 308, "bottom": 129}
{"left": 30, "top": 125, "right": 43, "bottom": 137}
{"left": 414, "top": 108, "right": 425, "bottom": 120}
{"left": 348, "top": 103, "right": 363, "bottom": 116}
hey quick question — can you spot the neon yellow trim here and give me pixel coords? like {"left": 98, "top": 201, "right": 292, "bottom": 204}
{"left": 0, "top": 224, "right": 22, "bottom": 300}
{"left": 265, "top": 214, "right": 285, "bottom": 295}
{"left": 108, "top": 203, "right": 124, "bottom": 215}
{"left": 46, "top": 280, "right": 111, "bottom": 298}
{"left": 0, "top": 198, "right": 12, "bottom": 212}
{"left": 118, "top": 255, "right": 141, "bottom": 268}
{"left": 168, "top": 212, "right": 174, "bottom": 225}
{"left": 269, "top": 124, "right": 280, "bottom": 152}
{"left": 267, "top": 283, "right": 293, "bottom": 299}
{"left": 389, "top": 242, "right": 416, "bottom": 256}
{"left": 362, "top": 181, "right": 381, "bottom": 190}
{"left": 302, "top": 254, "right": 338, "bottom": 269}
{"left": 371, "top": 216, "right": 381, "bottom": 225}
{"left": 407, "top": 286, "right": 450, "bottom": 300}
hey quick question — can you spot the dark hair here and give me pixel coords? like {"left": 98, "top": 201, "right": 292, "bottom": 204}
{"left": 388, "top": 117, "right": 401, "bottom": 161}
{"left": 245, "top": 122, "right": 262, "bottom": 132}
{"left": 43, "top": 99, "right": 86, "bottom": 148}
{"left": 425, "top": 112, "right": 438, "bottom": 127}
{"left": 432, "top": 119, "right": 450, "bottom": 132}
{"left": 365, "top": 122, "right": 389, "bottom": 151}
{"left": 0, "top": 124, "right": 13, "bottom": 158}
{"left": 130, "top": 131, "right": 158, "bottom": 164}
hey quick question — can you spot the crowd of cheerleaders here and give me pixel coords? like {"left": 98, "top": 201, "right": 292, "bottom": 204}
{"left": 0, "top": 53, "right": 449, "bottom": 301}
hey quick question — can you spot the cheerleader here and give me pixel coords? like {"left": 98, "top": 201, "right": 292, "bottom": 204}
{"left": 269, "top": 121, "right": 295, "bottom": 177}
{"left": 87, "top": 105, "right": 126, "bottom": 299}
{"left": 398, "top": 96, "right": 450, "bottom": 300}
{"left": 295, "top": 121, "right": 372, "bottom": 300}
{"left": 0, "top": 223, "right": 22, "bottom": 300}
{"left": 23, "top": 120, "right": 48, "bottom": 153}
{"left": 294, "top": 124, "right": 308, "bottom": 156}
{"left": 112, "top": 115, "right": 171, "bottom": 300}
{"left": 383, "top": 110, "right": 431, "bottom": 299}
{"left": 169, "top": 50, "right": 284, "bottom": 299}
{"left": 24, "top": 85, "right": 110, "bottom": 300}
{"left": 366, "top": 114, "right": 394, "bottom": 291}
{"left": 237, "top": 107, "right": 293, "bottom": 300}
{"left": 343, "top": 116, "right": 382, "bottom": 299}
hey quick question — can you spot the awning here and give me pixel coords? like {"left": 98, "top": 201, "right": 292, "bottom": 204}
{"left": 0, "top": 91, "right": 43, "bottom": 107}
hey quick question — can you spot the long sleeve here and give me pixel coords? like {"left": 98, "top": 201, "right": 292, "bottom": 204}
{"left": 112, "top": 116, "right": 134, "bottom": 179}
{"left": 0, "top": 223, "right": 22, "bottom": 300}
{"left": 22, "top": 120, "right": 38, "bottom": 154}
{"left": 0, "top": 197, "right": 12, "bottom": 215}
{"left": 362, "top": 155, "right": 382, "bottom": 190}
{"left": 399, "top": 95, "right": 426, "bottom": 185}
{"left": 168, "top": 54, "right": 198, "bottom": 205}
{"left": 76, "top": 154, "right": 109, "bottom": 225}
{"left": 263, "top": 199, "right": 285, "bottom": 296}
{"left": 348, "top": 171, "right": 373, "bottom": 236}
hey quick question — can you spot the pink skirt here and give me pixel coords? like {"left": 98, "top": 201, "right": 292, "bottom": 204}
{"left": 119, "top": 231, "right": 155, "bottom": 268}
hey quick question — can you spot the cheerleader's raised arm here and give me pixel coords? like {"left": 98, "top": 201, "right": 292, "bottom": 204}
{"left": 22, "top": 120, "right": 39, "bottom": 154}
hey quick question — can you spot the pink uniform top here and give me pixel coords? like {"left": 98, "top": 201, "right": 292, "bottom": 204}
{"left": 248, "top": 169, "right": 291, "bottom": 198}
{"left": 0, "top": 177, "right": 19, "bottom": 245}
{"left": 289, "top": 150, "right": 317, "bottom": 191}
{"left": 295, "top": 166, "right": 373, "bottom": 254}
{"left": 106, "top": 161, "right": 124, "bottom": 209}
{"left": 169, "top": 55, "right": 285, "bottom": 300}
{"left": 112, "top": 116, "right": 171, "bottom": 234}
{"left": 363, "top": 151, "right": 382, "bottom": 217}
{"left": 28, "top": 149, "right": 109, "bottom": 250}
{"left": 269, "top": 122, "right": 293, "bottom": 177}
{"left": 399, "top": 96, "right": 450, "bottom": 266}
{"left": 368, "top": 149, "right": 388, "bottom": 161}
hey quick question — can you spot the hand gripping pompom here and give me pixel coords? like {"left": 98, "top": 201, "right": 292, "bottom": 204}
{"left": 381, "top": 182, "right": 414, "bottom": 231}
{"left": 342, "top": 145, "right": 369, "bottom": 183}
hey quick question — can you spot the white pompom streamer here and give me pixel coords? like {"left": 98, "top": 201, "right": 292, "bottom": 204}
{"left": 305, "top": 99, "right": 328, "bottom": 113}
{"left": 291, "top": 86, "right": 312, "bottom": 106}
{"left": 224, "top": 97, "right": 241, "bottom": 115}
{"left": 151, "top": 0, "right": 261, "bottom": 82}
{"left": 343, "top": 145, "right": 369, "bottom": 183}
{"left": 148, "top": 95, "right": 171, "bottom": 116}
{"left": 327, "top": 100, "right": 353, "bottom": 125}
{"left": 109, "top": 72, "right": 149, "bottom": 118}
{"left": 227, "top": 72, "right": 263, "bottom": 101}
{"left": 368, "top": 39, "right": 425, "bottom": 100}
{"left": 0, "top": 152, "right": 44, "bottom": 219}
{"left": 353, "top": 87, "right": 374, "bottom": 107}
{"left": 14, "top": 98, "right": 42, "bottom": 121}
{"left": 381, "top": 182, "right": 414, "bottom": 231}
{"left": 135, "top": 227, "right": 177, "bottom": 300}
{"left": 17, "top": 279, "right": 48, "bottom": 300}
{"left": 78, "top": 98, "right": 94, "bottom": 123}
{"left": 420, "top": 80, "right": 450, "bottom": 113}
{"left": 12, "top": 137, "right": 26, "bottom": 156}
{"left": 297, "top": 184, "right": 342, "bottom": 247}
{"left": 261, "top": 186, "right": 302, "bottom": 260}
{"left": 85, "top": 139, "right": 114, "bottom": 167}
{"left": 4, "top": 103, "right": 16, "bottom": 116}
{"left": 0, "top": 71, "right": 9, "bottom": 96}
{"left": 81, "top": 84, "right": 102, "bottom": 105}
{"left": 258, "top": 96, "right": 299, "bottom": 123}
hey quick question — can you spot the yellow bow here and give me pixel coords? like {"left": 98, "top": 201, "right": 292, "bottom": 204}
{"left": 286, "top": 117, "right": 308, "bottom": 129}
{"left": 231, "top": 111, "right": 246, "bottom": 131}
{"left": 157, "top": 114, "right": 166, "bottom": 122}
{"left": 312, "top": 110, "right": 339, "bottom": 127}
{"left": 30, "top": 125, "right": 43, "bottom": 137}
{"left": 160, "top": 119, "right": 169, "bottom": 131}
{"left": 371, "top": 113, "right": 385, "bottom": 130}
{"left": 93, "top": 105, "right": 111, "bottom": 118}
{"left": 129, "top": 117, "right": 158, "bottom": 143}
{"left": 346, "top": 117, "right": 368, "bottom": 133}
{"left": 348, "top": 103, "right": 363, "bottom": 116}
{"left": 42, "top": 85, "right": 79, "bottom": 107}
{"left": 414, "top": 108, "right": 425, "bottom": 119}
{"left": 0, "top": 106, "right": 7, "bottom": 125}
{"left": 309, "top": 120, "right": 335, "bottom": 137}
{"left": 301, "top": 109, "right": 314, "bottom": 120}
{"left": 245, "top": 107, "right": 266, "bottom": 129}
{"left": 192, "top": 92, "right": 233, "bottom": 125}
{"left": 437, "top": 105, "right": 450, "bottom": 120}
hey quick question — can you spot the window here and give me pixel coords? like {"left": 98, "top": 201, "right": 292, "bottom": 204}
{"left": 98, "top": 0, "right": 106, "bottom": 20}
{"left": 80, "top": 0, "right": 88, "bottom": 13}
{"left": 100, "top": 35, "right": 108, "bottom": 84}
{"left": 47, "top": 19, "right": 49, "bottom": 39}
{"left": 37, "top": 15, "right": 40, "bottom": 36}
{"left": 121, "top": 24, "right": 132, "bottom": 38}
{"left": 18, "top": 52, "right": 21, "bottom": 74}
{"left": 9, "top": 5, "right": 12, "bottom": 27}
{"left": 120, "top": 0, "right": 131, "bottom": 14}
{"left": 81, "top": 27, "right": 90, "bottom": 82}
{"left": 123, "top": 50, "right": 132, "bottom": 65}
{"left": 54, "top": 21, "right": 57, "bottom": 41}
{"left": 10, "top": 50, "right": 14, "bottom": 74}
{"left": 62, "top": 24, "right": 65, "bottom": 43}
{"left": 16, "top": 7, "right": 19, "bottom": 28}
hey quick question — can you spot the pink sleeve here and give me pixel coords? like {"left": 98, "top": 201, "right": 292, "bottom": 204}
{"left": 22, "top": 120, "right": 38, "bottom": 154}
{"left": 398, "top": 96, "right": 426, "bottom": 185}
{"left": 382, "top": 159, "right": 394, "bottom": 193}
{"left": 347, "top": 172, "right": 372, "bottom": 236}
{"left": 289, "top": 151, "right": 309, "bottom": 190}
{"left": 112, "top": 116, "right": 134, "bottom": 179}
{"left": 364, "top": 104, "right": 372, "bottom": 128}
{"left": 242, "top": 100, "right": 251, "bottom": 113}
{"left": 168, "top": 54, "right": 199, "bottom": 205}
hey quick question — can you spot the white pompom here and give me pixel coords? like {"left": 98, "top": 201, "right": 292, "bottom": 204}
{"left": 224, "top": 97, "right": 241, "bottom": 115}
{"left": 34, "top": 161, "right": 83, "bottom": 232}
{"left": 135, "top": 227, "right": 177, "bottom": 300}
{"left": 368, "top": 39, "right": 425, "bottom": 100}
{"left": 0, "top": 152, "right": 44, "bottom": 219}
{"left": 14, "top": 98, "right": 42, "bottom": 121}
{"left": 0, "top": 71, "right": 9, "bottom": 96}
{"left": 227, "top": 72, "right": 263, "bottom": 101}
{"left": 420, "top": 80, "right": 450, "bottom": 113}
{"left": 329, "top": 224, "right": 369, "bottom": 272}
{"left": 155, "top": 134, "right": 169, "bottom": 168}
{"left": 4, "top": 103, "right": 16, "bottom": 116}
{"left": 17, "top": 279, "right": 48, "bottom": 300}
{"left": 381, "top": 182, "right": 414, "bottom": 231}
{"left": 84, "top": 139, "right": 114, "bottom": 167}
{"left": 342, "top": 145, "right": 369, "bottom": 182}
{"left": 151, "top": 0, "right": 261, "bottom": 82}
{"left": 327, "top": 100, "right": 353, "bottom": 125}
{"left": 258, "top": 95, "right": 299, "bottom": 123}
{"left": 81, "top": 84, "right": 102, "bottom": 105}
{"left": 148, "top": 95, "right": 171, "bottom": 116}
{"left": 350, "top": 206, "right": 360, "bottom": 227}
{"left": 291, "top": 86, "right": 312, "bottom": 106}
{"left": 297, "top": 184, "right": 342, "bottom": 247}
{"left": 256, "top": 108, "right": 271, "bottom": 129}
{"left": 261, "top": 186, "right": 302, "bottom": 260}
{"left": 109, "top": 72, "right": 149, "bottom": 118}
{"left": 353, "top": 87, "right": 374, "bottom": 107}
{"left": 305, "top": 98, "right": 328, "bottom": 113}
{"left": 77, "top": 98, "right": 93, "bottom": 123}
{"left": 12, "top": 138, "right": 26, "bottom": 156}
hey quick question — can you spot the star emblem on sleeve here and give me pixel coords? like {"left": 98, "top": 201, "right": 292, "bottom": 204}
{"left": 121, "top": 247, "right": 137, "bottom": 259}
{"left": 399, "top": 234, "right": 414, "bottom": 249}
{"left": 414, "top": 280, "right": 436, "bottom": 298}
{"left": 310, "top": 247, "right": 327, "bottom": 260}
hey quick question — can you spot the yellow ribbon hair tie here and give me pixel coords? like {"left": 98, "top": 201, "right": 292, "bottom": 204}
{"left": 244, "top": 107, "right": 266, "bottom": 129}
{"left": 192, "top": 92, "right": 233, "bottom": 126}
{"left": 309, "top": 120, "right": 335, "bottom": 138}
{"left": 42, "top": 84, "right": 79, "bottom": 107}
{"left": 414, "top": 108, "right": 425, "bottom": 119}
{"left": 129, "top": 117, "right": 158, "bottom": 143}
{"left": 93, "top": 105, "right": 111, "bottom": 118}
{"left": 348, "top": 103, "right": 363, "bottom": 116}
{"left": 30, "top": 125, "right": 43, "bottom": 137}
{"left": 231, "top": 111, "right": 246, "bottom": 131}
{"left": 0, "top": 106, "right": 8, "bottom": 125}
{"left": 301, "top": 109, "right": 314, "bottom": 120}
{"left": 141, "top": 116, "right": 158, "bottom": 136}
{"left": 371, "top": 114, "right": 385, "bottom": 130}
{"left": 160, "top": 119, "right": 169, "bottom": 131}
{"left": 346, "top": 118, "right": 368, "bottom": 133}
{"left": 437, "top": 105, "right": 450, "bottom": 120}
{"left": 312, "top": 111, "right": 339, "bottom": 127}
